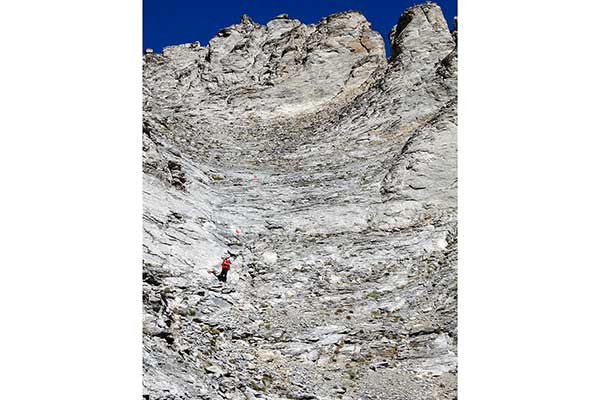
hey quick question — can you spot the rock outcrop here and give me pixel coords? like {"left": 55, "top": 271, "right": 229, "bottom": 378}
{"left": 143, "top": 2, "right": 457, "bottom": 399}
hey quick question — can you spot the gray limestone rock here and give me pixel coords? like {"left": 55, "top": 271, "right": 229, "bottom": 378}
{"left": 143, "top": 2, "right": 457, "bottom": 399}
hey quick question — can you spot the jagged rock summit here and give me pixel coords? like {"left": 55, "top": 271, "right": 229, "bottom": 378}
{"left": 144, "top": 9, "right": 386, "bottom": 121}
{"left": 143, "top": 2, "right": 457, "bottom": 399}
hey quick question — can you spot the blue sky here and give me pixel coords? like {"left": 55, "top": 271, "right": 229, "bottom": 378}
{"left": 143, "top": 0, "right": 457, "bottom": 57}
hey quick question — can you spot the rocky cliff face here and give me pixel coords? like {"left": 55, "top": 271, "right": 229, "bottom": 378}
{"left": 143, "top": 2, "right": 457, "bottom": 399}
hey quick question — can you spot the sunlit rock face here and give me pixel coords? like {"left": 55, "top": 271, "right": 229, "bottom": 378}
{"left": 143, "top": 2, "right": 457, "bottom": 399}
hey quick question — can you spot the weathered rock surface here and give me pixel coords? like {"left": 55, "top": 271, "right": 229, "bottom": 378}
{"left": 143, "top": 2, "right": 457, "bottom": 399}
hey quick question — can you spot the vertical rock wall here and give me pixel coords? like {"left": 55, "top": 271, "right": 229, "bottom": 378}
{"left": 143, "top": 3, "right": 457, "bottom": 399}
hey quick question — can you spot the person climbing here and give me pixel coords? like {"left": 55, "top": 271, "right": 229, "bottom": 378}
{"left": 209, "top": 255, "right": 231, "bottom": 282}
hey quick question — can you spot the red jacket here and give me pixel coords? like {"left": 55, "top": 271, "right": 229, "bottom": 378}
{"left": 221, "top": 259, "right": 231, "bottom": 270}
